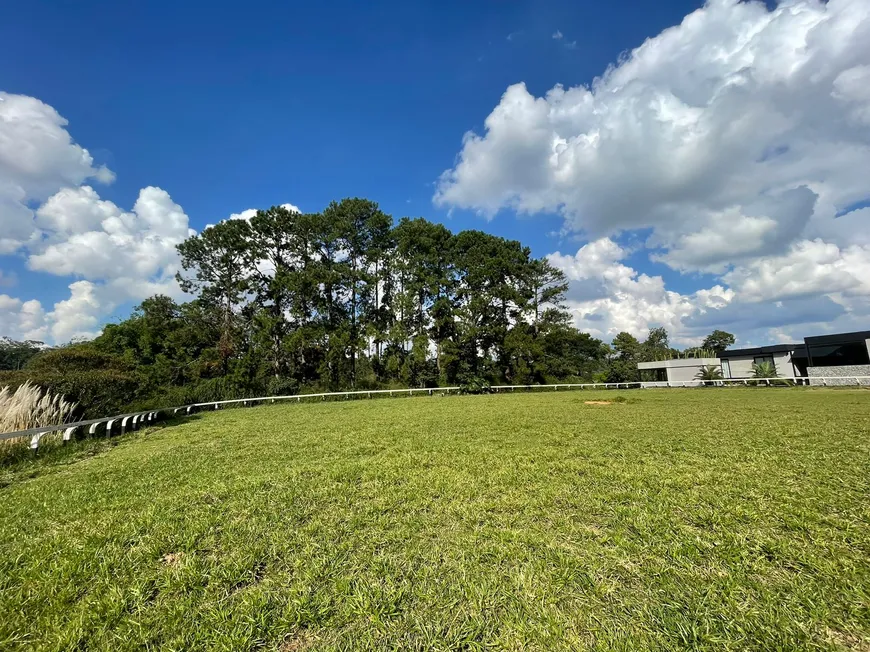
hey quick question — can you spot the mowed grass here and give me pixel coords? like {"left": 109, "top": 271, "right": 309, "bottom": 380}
{"left": 1, "top": 389, "right": 869, "bottom": 651}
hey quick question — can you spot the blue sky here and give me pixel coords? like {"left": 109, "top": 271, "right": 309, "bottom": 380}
{"left": 1, "top": 0, "right": 869, "bottom": 345}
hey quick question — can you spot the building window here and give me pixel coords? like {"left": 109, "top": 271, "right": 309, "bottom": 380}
{"left": 721, "top": 359, "right": 731, "bottom": 379}
{"left": 809, "top": 342, "right": 870, "bottom": 367}
{"left": 753, "top": 355, "right": 774, "bottom": 367}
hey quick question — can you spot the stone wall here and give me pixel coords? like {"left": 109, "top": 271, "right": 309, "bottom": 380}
{"left": 807, "top": 365, "right": 870, "bottom": 386}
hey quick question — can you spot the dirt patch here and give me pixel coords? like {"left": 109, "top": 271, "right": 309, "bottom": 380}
{"left": 826, "top": 628, "right": 870, "bottom": 651}
{"left": 160, "top": 552, "right": 184, "bottom": 567}
{"left": 279, "top": 631, "right": 316, "bottom": 651}
{"left": 584, "top": 401, "right": 612, "bottom": 405}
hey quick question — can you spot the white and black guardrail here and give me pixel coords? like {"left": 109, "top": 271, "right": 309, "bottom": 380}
{"left": 3, "top": 376, "right": 869, "bottom": 450}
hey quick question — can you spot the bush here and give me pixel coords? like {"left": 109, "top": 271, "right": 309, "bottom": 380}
{"left": 0, "top": 369, "right": 141, "bottom": 419}
{"left": 141, "top": 378, "right": 237, "bottom": 409}
{"left": 458, "top": 377, "right": 492, "bottom": 395}
{"left": 266, "top": 376, "right": 300, "bottom": 397}
{"left": 25, "top": 346, "right": 132, "bottom": 374}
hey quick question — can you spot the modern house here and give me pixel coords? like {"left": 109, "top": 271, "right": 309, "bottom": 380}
{"left": 718, "top": 344, "right": 806, "bottom": 380}
{"left": 637, "top": 358, "right": 721, "bottom": 385}
{"left": 638, "top": 330, "right": 870, "bottom": 387}
{"left": 804, "top": 330, "right": 870, "bottom": 385}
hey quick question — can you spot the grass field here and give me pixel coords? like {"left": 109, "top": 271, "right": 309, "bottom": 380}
{"left": 1, "top": 389, "right": 869, "bottom": 651}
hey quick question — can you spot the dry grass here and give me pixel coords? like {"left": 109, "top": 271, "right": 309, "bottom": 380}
{"left": 0, "top": 381, "right": 78, "bottom": 435}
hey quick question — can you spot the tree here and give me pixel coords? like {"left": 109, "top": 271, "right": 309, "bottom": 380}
{"left": 608, "top": 332, "right": 642, "bottom": 383}
{"left": 246, "top": 206, "right": 300, "bottom": 380}
{"left": 702, "top": 330, "right": 736, "bottom": 353}
{"left": 0, "top": 339, "right": 44, "bottom": 370}
{"left": 640, "top": 326, "right": 672, "bottom": 362}
{"left": 612, "top": 332, "right": 641, "bottom": 360}
{"left": 538, "top": 313, "right": 604, "bottom": 380}
{"left": 323, "top": 198, "right": 392, "bottom": 386}
{"left": 52, "top": 195, "right": 619, "bottom": 410}
{"left": 392, "top": 217, "right": 454, "bottom": 374}
{"left": 176, "top": 219, "right": 252, "bottom": 369}
{"left": 524, "top": 258, "right": 569, "bottom": 332}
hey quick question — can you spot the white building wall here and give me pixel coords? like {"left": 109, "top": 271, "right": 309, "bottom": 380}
{"left": 772, "top": 351, "right": 797, "bottom": 378}
{"left": 666, "top": 364, "right": 709, "bottom": 383}
{"left": 724, "top": 356, "right": 755, "bottom": 378}
{"left": 637, "top": 358, "right": 720, "bottom": 385}
{"left": 722, "top": 352, "right": 797, "bottom": 378}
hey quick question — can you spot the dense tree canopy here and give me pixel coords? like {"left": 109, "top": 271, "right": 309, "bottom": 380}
{"left": 3, "top": 199, "right": 741, "bottom": 411}
{"left": 84, "top": 199, "right": 613, "bottom": 402}
{"left": 702, "top": 329, "right": 736, "bottom": 353}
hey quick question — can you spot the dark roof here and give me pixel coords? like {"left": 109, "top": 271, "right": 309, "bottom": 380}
{"left": 804, "top": 330, "right": 870, "bottom": 346}
{"left": 720, "top": 344, "right": 803, "bottom": 358}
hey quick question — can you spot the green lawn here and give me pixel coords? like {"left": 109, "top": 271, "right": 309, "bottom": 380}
{"left": 1, "top": 389, "right": 869, "bottom": 651}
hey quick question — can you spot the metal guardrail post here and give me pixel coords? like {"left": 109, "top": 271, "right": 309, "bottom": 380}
{"left": 63, "top": 425, "right": 78, "bottom": 443}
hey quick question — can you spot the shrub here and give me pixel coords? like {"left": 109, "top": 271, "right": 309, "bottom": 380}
{"left": 751, "top": 361, "right": 778, "bottom": 379}
{"left": 458, "top": 377, "right": 492, "bottom": 395}
{"left": 695, "top": 364, "right": 724, "bottom": 385}
{"left": 25, "top": 346, "right": 132, "bottom": 374}
{"left": 0, "top": 369, "right": 141, "bottom": 418}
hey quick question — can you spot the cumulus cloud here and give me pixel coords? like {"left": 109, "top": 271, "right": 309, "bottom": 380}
{"left": 0, "top": 92, "right": 114, "bottom": 254}
{"left": 437, "top": 0, "right": 870, "bottom": 343}
{"left": 0, "top": 295, "right": 47, "bottom": 342}
{"left": 0, "top": 91, "right": 198, "bottom": 343}
{"left": 437, "top": 0, "right": 870, "bottom": 238}
{"left": 0, "top": 185, "right": 196, "bottom": 343}
{"left": 28, "top": 186, "right": 192, "bottom": 281}
{"left": 548, "top": 238, "right": 735, "bottom": 344}
{"left": 722, "top": 240, "right": 870, "bottom": 302}
{"left": 0, "top": 90, "right": 306, "bottom": 344}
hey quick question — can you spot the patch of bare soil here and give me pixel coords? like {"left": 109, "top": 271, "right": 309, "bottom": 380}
{"left": 279, "top": 631, "right": 316, "bottom": 651}
{"left": 826, "top": 628, "right": 870, "bottom": 651}
{"left": 584, "top": 401, "right": 612, "bottom": 405}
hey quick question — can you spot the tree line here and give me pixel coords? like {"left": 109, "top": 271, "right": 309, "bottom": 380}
{"left": 0, "top": 198, "right": 736, "bottom": 415}
{"left": 98, "top": 198, "right": 605, "bottom": 397}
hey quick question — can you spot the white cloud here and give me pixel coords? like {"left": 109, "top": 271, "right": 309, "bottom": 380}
{"left": 548, "top": 238, "right": 735, "bottom": 343}
{"left": 437, "top": 0, "right": 870, "bottom": 242}
{"left": 46, "top": 281, "right": 103, "bottom": 342}
{"left": 0, "top": 92, "right": 114, "bottom": 254}
{"left": 0, "top": 295, "right": 47, "bottom": 342}
{"left": 437, "top": 0, "right": 870, "bottom": 343}
{"left": 28, "top": 186, "right": 193, "bottom": 281}
{"left": 722, "top": 239, "right": 870, "bottom": 302}
{"left": 0, "top": 91, "right": 198, "bottom": 344}
{"left": 0, "top": 91, "right": 308, "bottom": 344}
{"left": 2, "top": 181, "right": 196, "bottom": 343}
{"left": 552, "top": 30, "right": 563, "bottom": 40}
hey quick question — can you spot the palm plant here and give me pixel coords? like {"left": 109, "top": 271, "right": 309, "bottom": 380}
{"left": 751, "top": 361, "right": 778, "bottom": 379}
{"left": 695, "top": 364, "right": 724, "bottom": 386}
